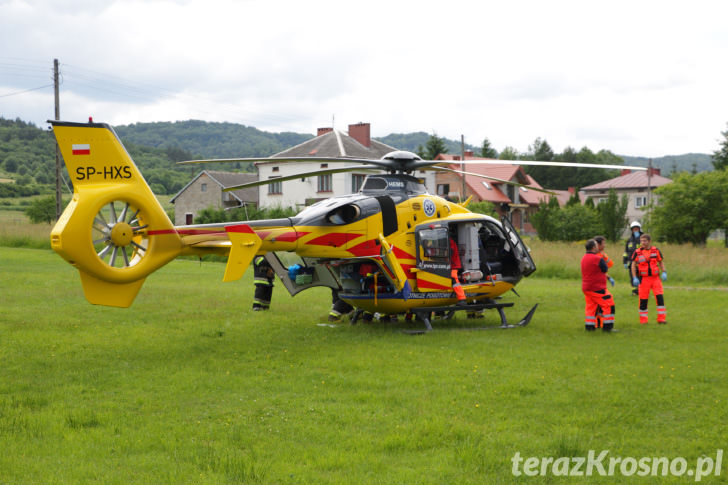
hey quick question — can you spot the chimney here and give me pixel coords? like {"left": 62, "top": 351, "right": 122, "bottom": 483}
{"left": 648, "top": 167, "right": 661, "bottom": 176}
{"left": 317, "top": 127, "right": 333, "bottom": 137}
{"left": 621, "top": 169, "right": 631, "bottom": 176}
{"left": 464, "top": 150, "right": 474, "bottom": 158}
{"left": 567, "top": 187, "right": 575, "bottom": 195}
{"left": 348, "top": 122, "right": 371, "bottom": 147}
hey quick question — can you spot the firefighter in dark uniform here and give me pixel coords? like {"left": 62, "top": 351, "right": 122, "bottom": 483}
{"left": 329, "top": 289, "right": 354, "bottom": 322}
{"left": 623, "top": 221, "right": 643, "bottom": 295}
{"left": 252, "top": 255, "right": 275, "bottom": 311}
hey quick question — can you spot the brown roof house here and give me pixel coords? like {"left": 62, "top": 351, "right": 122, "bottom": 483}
{"left": 256, "top": 122, "right": 435, "bottom": 208}
{"left": 434, "top": 152, "right": 571, "bottom": 234}
{"left": 581, "top": 167, "right": 672, "bottom": 234}
{"left": 170, "top": 170, "right": 258, "bottom": 225}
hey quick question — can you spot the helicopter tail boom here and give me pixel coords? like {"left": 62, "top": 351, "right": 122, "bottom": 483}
{"left": 49, "top": 121, "right": 183, "bottom": 307}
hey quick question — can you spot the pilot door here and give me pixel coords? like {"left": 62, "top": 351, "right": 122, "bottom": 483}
{"left": 413, "top": 224, "right": 453, "bottom": 292}
{"left": 500, "top": 216, "right": 536, "bottom": 277}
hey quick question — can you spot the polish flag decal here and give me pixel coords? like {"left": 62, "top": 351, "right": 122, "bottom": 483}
{"left": 72, "top": 144, "right": 90, "bottom": 155}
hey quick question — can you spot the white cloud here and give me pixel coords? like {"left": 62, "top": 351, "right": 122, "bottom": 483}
{"left": 2, "top": 0, "right": 728, "bottom": 157}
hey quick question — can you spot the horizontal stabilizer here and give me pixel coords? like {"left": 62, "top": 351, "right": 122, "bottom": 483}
{"left": 79, "top": 271, "right": 146, "bottom": 308}
{"left": 223, "top": 224, "right": 262, "bottom": 282}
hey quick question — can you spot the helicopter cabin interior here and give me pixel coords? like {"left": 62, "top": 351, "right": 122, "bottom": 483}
{"left": 335, "top": 219, "right": 522, "bottom": 299}
{"left": 414, "top": 220, "right": 520, "bottom": 286}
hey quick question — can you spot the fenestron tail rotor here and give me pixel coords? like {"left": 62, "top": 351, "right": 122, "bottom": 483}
{"left": 92, "top": 200, "right": 149, "bottom": 269}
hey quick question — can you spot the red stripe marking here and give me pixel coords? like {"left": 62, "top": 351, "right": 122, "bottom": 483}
{"left": 169, "top": 229, "right": 226, "bottom": 236}
{"left": 416, "top": 279, "right": 451, "bottom": 290}
{"left": 306, "top": 232, "right": 362, "bottom": 247}
{"left": 274, "top": 231, "right": 308, "bottom": 243}
{"left": 255, "top": 230, "right": 272, "bottom": 241}
{"left": 392, "top": 246, "right": 415, "bottom": 260}
{"left": 347, "top": 239, "right": 379, "bottom": 257}
{"left": 148, "top": 229, "right": 181, "bottom": 235}
{"left": 225, "top": 224, "right": 254, "bottom": 234}
{"left": 72, "top": 149, "right": 90, "bottom": 155}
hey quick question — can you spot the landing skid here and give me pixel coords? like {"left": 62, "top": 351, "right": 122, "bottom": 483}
{"left": 406, "top": 301, "right": 539, "bottom": 334}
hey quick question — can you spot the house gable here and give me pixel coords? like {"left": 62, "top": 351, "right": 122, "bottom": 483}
{"left": 171, "top": 170, "right": 258, "bottom": 225}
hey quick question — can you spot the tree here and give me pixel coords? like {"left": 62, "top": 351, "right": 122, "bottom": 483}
{"left": 650, "top": 171, "right": 728, "bottom": 246}
{"left": 468, "top": 201, "right": 497, "bottom": 217}
{"left": 423, "top": 133, "right": 448, "bottom": 160}
{"left": 530, "top": 196, "right": 561, "bottom": 241}
{"left": 499, "top": 146, "right": 518, "bottom": 160}
{"left": 711, "top": 123, "right": 728, "bottom": 246}
{"left": 480, "top": 138, "right": 497, "bottom": 158}
{"left": 25, "top": 195, "right": 57, "bottom": 224}
{"left": 531, "top": 137, "right": 554, "bottom": 161}
{"left": 713, "top": 123, "right": 728, "bottom": 170}
{"left": 596, "top": 189, "right": 629, "bottom": 242}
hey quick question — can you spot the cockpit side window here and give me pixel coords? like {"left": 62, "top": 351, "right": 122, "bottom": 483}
{"left": 418, "top": 228, "right": 449, "bottom": 263}
{"left": 326, "top": 204, "right": 361, "bottom": 225}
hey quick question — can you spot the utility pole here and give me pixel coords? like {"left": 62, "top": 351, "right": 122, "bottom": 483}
{"left": 53, "top": 58, "right": 62, "bottom": 220}
{"left": 460, "top": 134, "right": 466, "bottom": 202}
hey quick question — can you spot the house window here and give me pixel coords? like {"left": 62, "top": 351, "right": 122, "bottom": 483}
{"left": 318, "top": 174, "right": 332, "bottom": 193}
{"left": 268, "top": 177, "right": 282, "bottom": 195}
{"left": 635, "top": 196, "right": 647, "bottom": 208}
{"left": 437, "top": 184, "right": 450, "bottom": 196}
{"left": 201, "top": 183, "right": 207, "bottom": 192}
{"left": 352, "top": 174, "right": 366, "bottom": 192}
{"left": 597, "top": 197, "right": 608, "bottom": 205}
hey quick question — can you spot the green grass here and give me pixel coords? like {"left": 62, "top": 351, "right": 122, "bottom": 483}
{"left": 2, "top": 247, "right": 727, "bottom": 483}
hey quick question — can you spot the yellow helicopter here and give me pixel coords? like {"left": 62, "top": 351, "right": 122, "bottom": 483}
{"left": 48, "top": 120, "right": 644, "bottom": 331}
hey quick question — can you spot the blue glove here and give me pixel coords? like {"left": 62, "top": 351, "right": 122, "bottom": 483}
{"left": 661, "top": 271, "right": 667, "bottom": 281}
{"left": 624, "top": 263, "right": 629, "bottom": 269}
{"left": 632, "top": 276, "right": 640, "bottom": 286}
{"left": 608, "top": 276, "right": 615, "bottom": 287}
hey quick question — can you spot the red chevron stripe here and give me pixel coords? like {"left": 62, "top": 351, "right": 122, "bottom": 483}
{"left": 306, "top": 232, "right": 362, "bottom": 247}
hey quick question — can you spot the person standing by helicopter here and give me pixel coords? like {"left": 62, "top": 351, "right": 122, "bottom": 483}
{"left": 581, "top": 239, "right": 616, "bottom": 332}
{"left": 630, "top": 233, "right": 667, "bottom": 324}
{"left": 449, "top": 235, "right": 467, "bottom": 305}
{"left": 623, "top": 221, "right": 643, "bottom": 296}
{"left": 594, "top": 236, "right": 616, "bottom": 288}
{"left": 593, "top": 235, "right": 615, "bottom": 329}
{"left": 252, "top": 255, "right": 275, "bottom": 311}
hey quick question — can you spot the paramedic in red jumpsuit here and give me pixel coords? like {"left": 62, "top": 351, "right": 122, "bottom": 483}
{"left": 581, "top": 239, "right": 616, "bottom": 331}
{"left": 630, "top": 233, "right": 667, "bottom": 324}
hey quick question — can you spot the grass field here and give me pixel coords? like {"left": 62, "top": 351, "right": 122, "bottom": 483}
{"left": 2, "top": 247, "right": 727, "bottom": 483}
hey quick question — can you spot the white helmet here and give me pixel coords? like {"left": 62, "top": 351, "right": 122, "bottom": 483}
{"left": 630, "top": 221, "right": 641, "bottom": 229}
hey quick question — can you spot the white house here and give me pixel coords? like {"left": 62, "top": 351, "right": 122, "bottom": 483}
{"left": 581, "top": 168, "right": 672, "bottom": 229}
{"left": 256, "top": 122, "right": 436, "bottom": 209}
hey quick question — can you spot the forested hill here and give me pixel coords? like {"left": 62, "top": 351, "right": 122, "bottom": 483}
{"left": 0, "top": 117, "right": 715, "bottom": 197}
{"left": 621, "top": 153, "right": 713, "bottom": 175}
{"left": 114, "top": 120, "right": 312, "bottom": 159}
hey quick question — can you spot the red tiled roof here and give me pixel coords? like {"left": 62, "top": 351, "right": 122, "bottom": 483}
{"left": 581, "top": 170, "right": 672, "bottom": 191}
{"left": 436, "top": 154, "right": 543, "bottom": 205}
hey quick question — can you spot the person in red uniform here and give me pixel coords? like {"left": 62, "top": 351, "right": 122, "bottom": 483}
{"left": 630, "top": 233, "right": 667, "bottom": 324}
{"left": 449, "top": 236, "right": 467, "bottom": 304}
{"left": 593, "top": 235, "right": 615, "bottom": 328}
{"left": 581, "top": 239, "right": 616, "bottom": 331}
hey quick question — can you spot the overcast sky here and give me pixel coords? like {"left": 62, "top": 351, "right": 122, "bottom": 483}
{"left": 2, "top": 0, "right": 727, "bottom": 158}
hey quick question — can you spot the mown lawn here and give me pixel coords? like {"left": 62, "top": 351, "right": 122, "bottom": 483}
{"left": 1, "top": 247, "right": 727, "bottom": 483}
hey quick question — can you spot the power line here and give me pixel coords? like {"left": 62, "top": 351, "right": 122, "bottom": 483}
{"left": 0, "top": 83, "right": 53, "bottom": 98}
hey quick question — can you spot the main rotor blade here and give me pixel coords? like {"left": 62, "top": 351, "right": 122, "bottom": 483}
{"left": 222, "top": 164, "right": 382, "bottom": 192}
{"left": 179, "top": 155, "right": 382, "bottom": 166}
{"left": 432, "top": 166, "right": 556, "bottom": 195}
{"left": 449, "top": 160, "right": 646, "bottom": 171}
